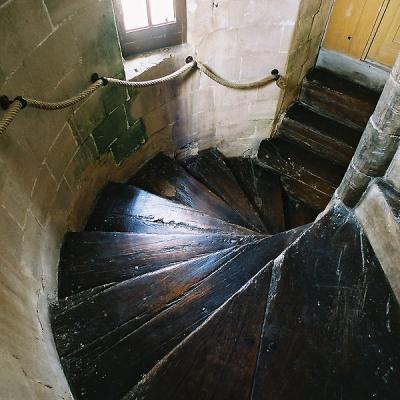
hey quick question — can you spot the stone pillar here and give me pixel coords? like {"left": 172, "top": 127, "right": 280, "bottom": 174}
{"left": 335, "top": 53, "right": 400, "bottom": 207}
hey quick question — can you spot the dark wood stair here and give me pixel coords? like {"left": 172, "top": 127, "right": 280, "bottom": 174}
{"left": 300, "top": 67, "right": 380, "bottom": 131}
{"left": 129, "top": 153, "right": 248, "bottom": 227}
{"left": 181, "top": 149, "right": 267, "bottom": 232}
{"left": 280, "top": 102, "right": 362, "bottom": 167}
{"left": 120, "top": 205, "right": 400, "bottom": 400}
{"left": 257, "top": 67, "right": 381, "bottom": 212}
{"left": 51, "top": 66, "right": 400, "bottom": 400}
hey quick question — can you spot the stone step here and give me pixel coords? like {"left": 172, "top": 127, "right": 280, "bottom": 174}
{"left": 300, "top": 68, "right": 380, "bottom": 131}
{"left": 180, "top": 149, "right": 267, "bottom": 233}
{"left": 279, "top": 102, "right": 362, "bottom": 167}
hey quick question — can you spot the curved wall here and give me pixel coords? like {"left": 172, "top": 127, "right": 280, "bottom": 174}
{"left": 0, "top": 1, "right": 171, "bottom": 398}
{"left": 0, "top": 0, "right": 333, "bottom": 398}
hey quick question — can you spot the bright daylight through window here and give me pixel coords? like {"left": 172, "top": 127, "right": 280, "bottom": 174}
{"left": 114, "top": 0, "right": 186, "bottom": 56}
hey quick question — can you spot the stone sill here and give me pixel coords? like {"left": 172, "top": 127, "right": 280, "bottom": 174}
{"left": 123, "top": 43, "right": 193, "bottom": 81}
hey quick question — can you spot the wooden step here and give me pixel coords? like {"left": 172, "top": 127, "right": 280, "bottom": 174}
{"left": 85, "top": 183, "right": 255, "bottom": 235}
{"left": 225, "top": 157, "right": 286, "bottom": 234}
{"left": 279, "top": 102, "right": 362, "bottom": 167}
{"left": 58, "top": 232, "right": 255, "bottom": 297}
{"left": 283, "top": 191, "right": 319, "bottom": 230}
{"left": 300, "top": 68, "right": 380, "bottom": 131}
{"left": 58, "top": 226, "right": 307, "bottom": 400}
{"left": 258, "top": 138, "right": 346, "bottom": 210}
{"left": 126, "top": 263, "right": 272, "bottom": 400}
{"left": 130, "top": 153, "right": 248, "bottom": 226}
{"left": 53, "top": 247, "right": 238, "bottom": 358}
{"left": 181, "top": 149, "right": 267, "bottom": 232}
{"left": 252, "top": 204, "right": 400, "bottom": 400}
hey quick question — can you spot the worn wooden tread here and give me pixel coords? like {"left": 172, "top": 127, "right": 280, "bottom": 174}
{"left": 300, "top": 68, "right": 380, "bottom": 131}
{"left": 306, "top": 68, "right": 381, "bottom": 105}
{"left": 252, "top": 204, "right": 400, "bottom": 400}
{"left": 57, "top": 226, "right": 307, "bottom": 400}
{"left": 258, "top": 137, "right": 346, "bottom": 210}
{"left": 130, "top": 153, "right": 247, "bottom": 226}
{"left": 126, "top": 263, "right": 273, "bottom": 400}
{"left": 280, "top": 102, "right": 362, "bottom": 166}
{"left": 86, "top": 183, "right": 256, "bottom": 236}
{"left": 226, "top": 157, "right": 286, "bottom": 234}
{"left": 181, "top": 149, "right": 267, "bottom": 232}
{"left": 53, "top": 247, "right": 238, "bottom": 358}
{"left": 58, "top": 231, "right": 256, "bottom": 297}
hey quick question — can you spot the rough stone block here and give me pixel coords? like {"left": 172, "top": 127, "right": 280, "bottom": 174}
{"left": 31, "top": 163, "right": 57, "bottom": 226}
{"left": 70, "top": 90, "right": 106, "bottom": 143}
{"left": 45, "top": 123, "right": 78, "bottom": 184}
{"left": 111, "top": 119, "right": 147, "bottom": 164}
{"left": 143, "top": 104, "right": 171, "bottom": 137}
{"left": 64, "top": 135, "right": 98, "bottom": 190}
{"left": 23, "top": 22, "right": 80, "bottom": 99}
{"left": 69, "top": 2, "right": 123, "bottom": 78}
{"left": 352, "top": 120, "right": 400, "bottom": 177}
{"left": 335, "top": 162, "right": 371, "bottom": 207}
{"left": 0, "top": 208, "right": 23, "bottom": 265}
{"left": 0, "top": 0, "right": 52, "bottom": 77}
{"left": 248, "top": 98, "right": 280, "bottom": 120}
{"left": 92, "top": 105, "right": 127, "bottom": 154}
{"left": 385, "top": 144, "right": 400, "bottom": 192}
{"left": 0, "top": 160, "right": 31, "bottom": 228}
{"left": 391, "top": 54, "right": 400, "bottom": 81}
{"left": 44, "top": 0, "right": 97, "bottom": 25}
{"left": 102, "top": 83, "right": 129, "bottom": 115}
{"left": 372, "top": 77, "right": 400, "bottom": 131}
{"left": 355, "top": 180, "right": 400, "bottom": 301}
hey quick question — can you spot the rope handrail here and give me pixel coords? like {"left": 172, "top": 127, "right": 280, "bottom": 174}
{"left": 0, "top": 56, "right": 285, "bottom": 135}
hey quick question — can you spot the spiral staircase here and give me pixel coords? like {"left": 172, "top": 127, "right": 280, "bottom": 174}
{"left": 51, "top": 68, "right": 400, "bottom": 400}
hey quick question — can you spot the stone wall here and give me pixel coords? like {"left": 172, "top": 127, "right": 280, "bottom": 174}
{"left": 124, "top": 0, "right": 311, "bottom": 157}
{"left": 182, "top": 0, "right": 302, "bottom": 155}
{"left": 274, "top": 0, "right": 334, "bottom": 125}
{"left": 124, "top": 0, "right": 334, "bottom": 156}
{"left": 0, "top": 1, "right": 171, "bottom": 398}
{"left": 0, "top": 0, "right": 335, "bottom": 398}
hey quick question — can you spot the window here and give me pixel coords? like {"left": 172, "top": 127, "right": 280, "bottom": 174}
{"left": 113, "top": 0, "right": 187, "bottom": 57}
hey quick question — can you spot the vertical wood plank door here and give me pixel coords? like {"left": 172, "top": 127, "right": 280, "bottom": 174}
{"left": 367, "top": 0, "right": 400, "bottom": 67}
{"left": 323, "top": 0, "right": 386, "bottom": 59}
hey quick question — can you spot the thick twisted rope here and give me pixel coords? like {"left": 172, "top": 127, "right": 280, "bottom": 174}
{"left": 0, "top": 57, "right": 284, "bottom": 135}
{"left": 0, "top": 100, "right": 23, "bottom": 135}
{"left": 197, "top": 62, "right": 283, "bottom": 89}
{"left": 24, "top": 80, "right": 104, "bottom": 110}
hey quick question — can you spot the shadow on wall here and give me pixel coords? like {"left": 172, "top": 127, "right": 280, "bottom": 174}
{"left": 0, "top": 0, "right": 334, "bottom": 398}
{"left": 0, "top": 0, "right": 172, "bottom": 399}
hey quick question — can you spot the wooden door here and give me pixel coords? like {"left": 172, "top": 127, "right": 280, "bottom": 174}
{"left": 323, "top": 0, "right": 400, "bottom": 68}
{"left": 367, "top": 0, "right": 400, "bottom": 67}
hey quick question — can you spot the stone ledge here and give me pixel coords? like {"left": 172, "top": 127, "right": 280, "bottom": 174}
{"left": 124, "top": 43, "right": 193, "bottom": 81}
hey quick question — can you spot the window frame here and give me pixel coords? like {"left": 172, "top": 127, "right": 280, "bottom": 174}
{"left": 113, "top": 0, "right": 187, "bottom": 57}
